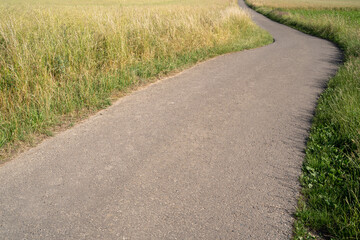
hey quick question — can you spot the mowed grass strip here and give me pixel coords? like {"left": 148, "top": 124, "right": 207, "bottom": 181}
{"left": 247, "top": 0, "right": 360, "bottom": 239}
{"left": 0, "top": 0, "right": 272, "bottom": 160}
{"left": 246, "top": 0, "right": 360, "bottom": 9}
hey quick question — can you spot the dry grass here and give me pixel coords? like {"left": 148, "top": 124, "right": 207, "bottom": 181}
{"left": 0, "top": 0, "right": 272, "bottom": 160}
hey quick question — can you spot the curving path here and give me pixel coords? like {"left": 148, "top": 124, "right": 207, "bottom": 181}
{"left": 0, "top": 1, "right": 341, "bottom": 239}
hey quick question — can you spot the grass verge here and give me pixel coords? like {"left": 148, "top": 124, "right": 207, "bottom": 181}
{"left": 0, "top": 0, "right": 272, "bottom": 162}
{"left": 246, "top": 0, "right": 360, "bottom": 239}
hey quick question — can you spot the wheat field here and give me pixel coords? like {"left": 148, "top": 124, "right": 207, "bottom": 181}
{"left": 0, "top": 0, "right": 271, "bottom": 158}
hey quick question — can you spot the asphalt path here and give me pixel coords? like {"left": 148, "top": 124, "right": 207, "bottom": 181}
{"left": 0, "top": 1, "right": 341, "bottom": 239}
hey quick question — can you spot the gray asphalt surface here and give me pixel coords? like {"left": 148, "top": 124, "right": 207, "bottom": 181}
{"left": 0, "top": 1, "right": 341, "bottom": 239}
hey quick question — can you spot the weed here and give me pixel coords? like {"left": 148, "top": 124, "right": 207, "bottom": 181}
{"left": 0, "top": 0, "right": 272, "bottom": 161}
{"left": 246, "top": 0, "right": 360, "bottom": 238}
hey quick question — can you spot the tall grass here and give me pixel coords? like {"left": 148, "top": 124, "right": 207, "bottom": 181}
{"left": 246, "top": 0, "right": 360, "bottom": 239}
{"left": 0, "top": 0, "right": 272, "bottom": 159}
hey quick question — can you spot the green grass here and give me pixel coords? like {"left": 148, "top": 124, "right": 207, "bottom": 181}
{"left": 0, "top": 0, "right": 272, "bottom": 160}
{"left": 246, "top": 0, "right": 360, "bottom": 239}
{"left": 245, "top": 0, "right": 360, "bottom": 9}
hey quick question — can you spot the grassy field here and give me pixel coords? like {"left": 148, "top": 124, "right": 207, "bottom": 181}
{"left": 246, "top": 0, "right": 360, "bottom": 239}
{"left": 0, "top": 0, "right": 272, "bottom": 160}
{"left": 247, "top": 0, "right": 360, "bottom": 9}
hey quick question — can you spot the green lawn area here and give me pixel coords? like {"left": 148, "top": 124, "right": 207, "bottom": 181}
{"left": 246, "top": 0, "right": 360, "bottom": 239}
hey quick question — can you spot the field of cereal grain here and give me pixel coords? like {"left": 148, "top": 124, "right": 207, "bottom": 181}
{"left": 0, "top": 0, "right": 272, "bottom": 159}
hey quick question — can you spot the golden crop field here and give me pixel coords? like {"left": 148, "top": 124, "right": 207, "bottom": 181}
{"left": 0, "top": 0, "right": 231, "bottom": 6}
{"left": 0, "top": 0, "right": 271, "bottom": 158}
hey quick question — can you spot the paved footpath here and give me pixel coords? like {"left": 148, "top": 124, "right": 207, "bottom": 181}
{"left": 0, "top": 1, "right": 341, "bottom": 239}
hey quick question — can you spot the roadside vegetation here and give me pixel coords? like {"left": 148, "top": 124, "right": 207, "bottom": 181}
{"left": 246, "top": 0, "right": 360, "bottom": 239}
{"left": 0, "top": 0, "right": 272, "bottom": 161}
